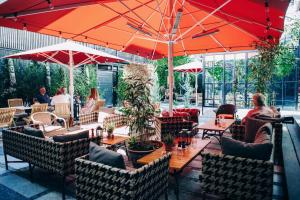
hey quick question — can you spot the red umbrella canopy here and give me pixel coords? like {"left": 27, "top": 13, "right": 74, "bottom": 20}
{"left": 0, "top": 0, "right": 289, "bottom": 59}
{"left": 174, "top": 61, "right": 203, "bottom": 73}
{"left": 3, "top": 40, "right": 128, "bottom": 66}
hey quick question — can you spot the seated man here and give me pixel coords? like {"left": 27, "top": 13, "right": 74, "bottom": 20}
{"left": 242, "top": 93, "right": 279, "bottom": 124}
{"left": 35, "top": 87, "right": 51, "bottom": 105}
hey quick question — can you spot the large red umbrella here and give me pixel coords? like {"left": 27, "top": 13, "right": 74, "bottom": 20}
{"left": 0, "top": 0, "right": 289, "bottom": 114}
{"left": 174, "top": 61, "right": 203, "bottom": 105}
{"left": 4, "top": 40, "right": 128, "bottom": 116}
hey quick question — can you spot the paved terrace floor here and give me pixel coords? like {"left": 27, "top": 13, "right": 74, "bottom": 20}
{"left": 0, "top": 107, "right": 298, "bottom": 200}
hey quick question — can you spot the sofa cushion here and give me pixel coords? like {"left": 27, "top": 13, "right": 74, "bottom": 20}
{"left": 89, "top": 142, "right": 126, "bottom": 169}
{"left": 254, "top": 123, "right": 272, "bottom": 143}
{"left": 24, "top": 126, "right": 45, "bottom": 138}
{"left": 244, "top": 117, "right": 267, "bottom": 143}
{"left": 221, "top": 136, "right": 273, "bottom": 161}
{"left": 53, "top": 130, "right": 89, "bottom": 142}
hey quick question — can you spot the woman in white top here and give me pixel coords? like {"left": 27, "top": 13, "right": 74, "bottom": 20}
{"left": 51, "top": 89, "right": 70, "bottom": 105}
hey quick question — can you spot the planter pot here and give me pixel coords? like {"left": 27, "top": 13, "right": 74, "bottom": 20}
{"left": 127, "top": 140, "right": 163, "bottom": 168}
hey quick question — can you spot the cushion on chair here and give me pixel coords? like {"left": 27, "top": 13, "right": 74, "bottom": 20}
{"left": 221, "top": 136, "right": 273, "bottom": 161}
{"left": 89, "top": 142, "right": 126, "bottom": 169}
{"left": 24, "top": 126, "right": 45, "bottom": 138}
{"left": 244, "top": 117, "right": 267, "bottom": 143}
{"left": 53, "top": 130, "right": 89, "bottom": 142}
{"left": 254, "top": 123, "right": 272, "bottom": 143}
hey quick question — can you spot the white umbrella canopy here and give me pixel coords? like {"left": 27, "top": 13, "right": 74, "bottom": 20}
{"left": 4, "top": 40, "right": 129, "bottom": 117}
{"left": 174, "top": 61, "right": 203, "bottom": 106}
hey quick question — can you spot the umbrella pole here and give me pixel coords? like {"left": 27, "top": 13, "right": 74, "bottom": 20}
{"left": 168, "top": 41, "right": 174, "bottom": 116}
{"left": 69, "top": 51, "right": 74, "bottom": 119}
{"left": 195, "top": 72, "right": 198, "bottom": 106}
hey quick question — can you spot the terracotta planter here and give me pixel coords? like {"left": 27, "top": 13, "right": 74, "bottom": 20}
{"left": 127, "top": 140, "right": 163, "bottom": 168}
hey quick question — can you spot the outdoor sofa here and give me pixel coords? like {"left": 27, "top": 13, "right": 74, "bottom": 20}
{"left": 201, "top": 117, "right": 283, "bottom": 200}
{"left": 75, "top": 153, "right": 171, "bottom": 200}
{"left": 2, "top": 125, "right": 101, "bottom": 199}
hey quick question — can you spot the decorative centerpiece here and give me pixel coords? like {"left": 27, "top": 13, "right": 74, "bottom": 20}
{"left": 121, "top": 64, "right": 163, "bottom": 167}
{"left": 106, "top": 123, "right": 115, "bottom": 138}
{"left": 162, "top": 133, "right": 174, "bottom": 152}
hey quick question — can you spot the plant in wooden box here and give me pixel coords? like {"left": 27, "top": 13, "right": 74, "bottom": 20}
{"left": 106, "top": 122, "right": 115, "bottom": 138}
{"left": 162, "top": 133, "right": 174, "bottom": 151}
{"left": 121, "top": 64, "right": 163, "bottom": 167}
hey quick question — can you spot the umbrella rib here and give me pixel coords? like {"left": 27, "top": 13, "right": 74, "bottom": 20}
{"left": 151, "top": 0, "right": 169, "bottom": 59}
{"left": 123, "top": 0, "right": 165, "bottom": 49}
{"left": 188, "top": 0, "right": 284, "bottom": 33}
{"left": 39, "top": 52, "right": 68, "bottom": 67}
{"left": 179, "top": 2, "right": 227, "bottom": 51}
{"left": 70, "top": 0, "right": 155, "bottom": 39}
{"left": 174, "top": 0, "right": 232, "bottom": 42}
{"left": 40, "top": 51, "right": 60, "bottom": 63}
{"left": 118, "top": 0, "right": 160, "bottom": 36}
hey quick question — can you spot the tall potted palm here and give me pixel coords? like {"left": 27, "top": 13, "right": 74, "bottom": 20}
{"left": 121, "top": 64, "right": 162, "bottom": 167}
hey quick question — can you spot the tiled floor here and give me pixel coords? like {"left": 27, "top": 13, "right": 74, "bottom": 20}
{"left": 0, "top": 107, "right": 290, "bottom": 200}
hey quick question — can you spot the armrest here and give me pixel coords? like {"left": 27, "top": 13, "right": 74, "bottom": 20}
{"left": 231, "top": 124, "right": 245, "bottom": 141}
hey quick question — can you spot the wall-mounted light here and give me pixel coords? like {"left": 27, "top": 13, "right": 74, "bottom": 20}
{"left": 47, "top": 0, "right": 54, "bottom": 9}
{"left": 171, "top": 8, "right": 183, "bottom": 35}
{"left": 23, "top": 23, "right": 27, "bottom": 31}
{"left": 192, "top": 28, "right": 219, "bottom": 39}
{"left": 127, "top": 22, "right": 152, "bottom": 36}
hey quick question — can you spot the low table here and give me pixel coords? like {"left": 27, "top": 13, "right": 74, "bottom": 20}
{"left": 138, "top": 138, "right": 210, "bottom": 200}
{"left": 44, "top": 126, "right": 91, "bottom": 138}
{"left": 197, "top": 119, "right": 235, "bottom": 143}
{"left": 102, "top": 135, "right": 129, "bottom": 153}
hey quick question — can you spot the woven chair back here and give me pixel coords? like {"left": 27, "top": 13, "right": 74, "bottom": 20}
{"left": 31, "top": 103, "right": 48, "bottom": 114}
{"left": 8, "top": 98, "right": 23, "bottom": 107}
{"left": 0, "top": 107, "right": 16, "bottom": 127}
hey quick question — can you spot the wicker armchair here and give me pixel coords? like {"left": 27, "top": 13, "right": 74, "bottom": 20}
{"left": 2, "top": 126, "right": 101, "bottom": 199}
{"left": 201, "top": 153, "right": 273, "bottom": 200}
{"left": 75, "top": 153, "right": 171, "bottom": 200}
{"left": 8, "top": 98, "right": 23, "bottom": 107}
{"left": 201, "top": 121, "right": 282, "bottom": 200}
{"left": 0, "top": 107, "right": 16, "bottom": 128}
{"left": 31, "top": 112, "right": 66, "bottom": 134}
{"left": 155, "top": 116, "right": 195, "bottom": 141}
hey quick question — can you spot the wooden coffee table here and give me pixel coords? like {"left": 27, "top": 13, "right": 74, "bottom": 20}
{"left": 197, "top": 119, "right": 235, "bottom": 143}
{"left": 138, "top": 138, "right": 210, "bottom": 200}
{"left": 44, "top": 126, "right": 91, "bottom": 137}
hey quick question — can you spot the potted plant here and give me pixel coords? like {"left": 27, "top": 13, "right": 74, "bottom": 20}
{"left": 121, "top": 64, "right": 163, "bottom": 167}
{"left": 106, "top": 123, "right": 115, "bottom": 138}
{"left": 162, "top": 133, "right": 174, "bottom": 152}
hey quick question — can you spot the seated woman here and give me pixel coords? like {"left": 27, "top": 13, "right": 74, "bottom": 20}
{"left": 242, "top": 93, "right": 279, "bottom": 124}
{"left": 51, "top": 89, "right": 70, "bottom": 105}
{"left": 80, "top": 88, "right": 99, "bottom": 115}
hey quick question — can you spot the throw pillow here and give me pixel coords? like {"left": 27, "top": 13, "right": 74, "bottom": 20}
{"left": 53, "top": 130, "right": 89, "bottom": 143}
{"left": 244, "top": 117, "right": 267, "bottom": 143}
{"left": 24, "top": 126, "right": 45, "bottom": 138}
{"left": 255, "top": 123, "right": 272, "bottom": 144}
{"left": 89, "top": 142, "right": 126, "bottom": 169}
{"left": 221, "top": 136, "right": 273, "bottom": 161}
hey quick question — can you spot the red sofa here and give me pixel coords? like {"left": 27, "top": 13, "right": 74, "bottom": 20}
{"left": 173, "top": 108, "right": 200, "bottom": 123}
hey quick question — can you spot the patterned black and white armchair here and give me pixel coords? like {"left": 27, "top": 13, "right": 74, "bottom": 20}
{"left": 75, "top": 153, "right": 171, "bottom": 200}
{"left": 201, "top": 119, "right": 283, "bottom": 200}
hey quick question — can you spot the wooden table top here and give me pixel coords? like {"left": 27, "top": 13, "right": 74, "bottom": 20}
{"left": 44, "top": 126, "right": 90, "bottom": 137}
{"left": 138, "top": 138, "right": 210, "bottom": 171}
{"left": 102, "top": 135, "right": 129, "bottom": 145}
{"left": 196, "top": 119, "right": 235, "bottom": 131}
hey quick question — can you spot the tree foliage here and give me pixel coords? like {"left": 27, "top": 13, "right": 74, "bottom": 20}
{"left": 0, "top": 60, "right": 97, "bottom": 107}
{"left": 154, "top": 56, "right": 191, "bottom": 94}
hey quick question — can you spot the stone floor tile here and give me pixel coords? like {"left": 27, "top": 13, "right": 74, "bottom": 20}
{"left": 0, "top": 173, "right": 47, "bottom": 198}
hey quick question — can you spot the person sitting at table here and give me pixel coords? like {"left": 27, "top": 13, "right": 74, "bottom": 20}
{"left": 51, "top": 89, "right": 70, "bottom": 105}
{"left": 35, "top": 86, "right": 51, "bottom": 105}
{"left": 60, "top": 87, "right": 72, "bottom": 102}
{"left": 80, "top": 88, "right": 99, "bottom": 114}
{"left": 242, "top": 93, "right": 279, "bottom": 124}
